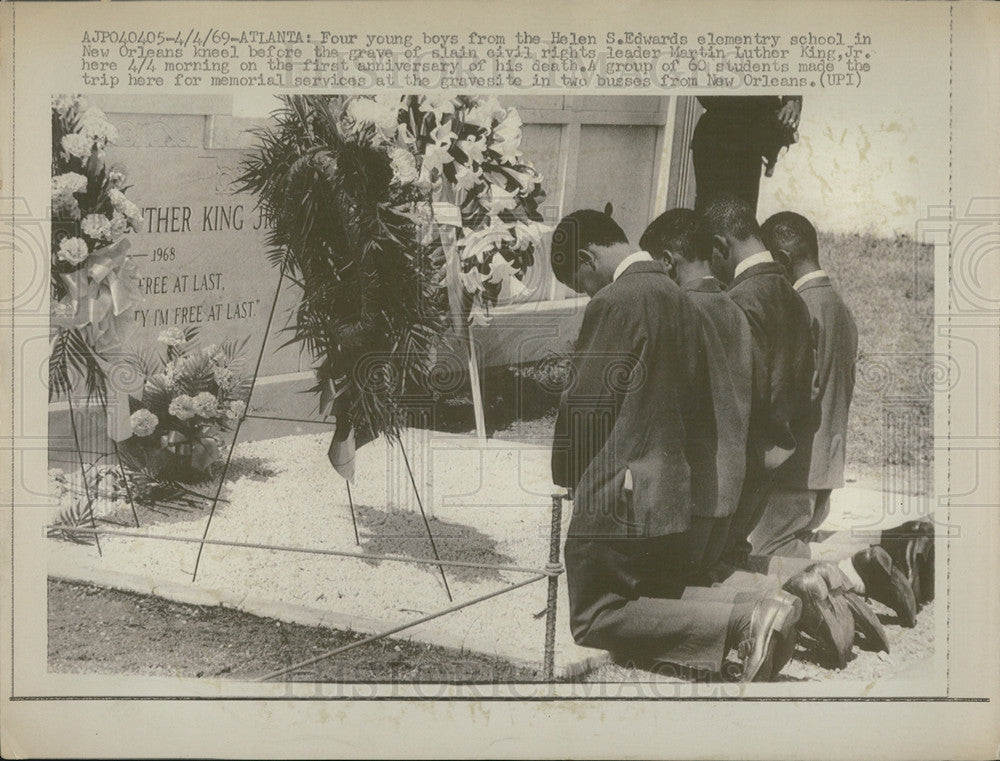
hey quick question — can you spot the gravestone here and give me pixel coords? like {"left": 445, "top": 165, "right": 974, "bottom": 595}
{"left": 51, "top": 94, "right": 620, "bottom": 457}
{"left": 92, "top": 95, "right": 302, "bottom": 381}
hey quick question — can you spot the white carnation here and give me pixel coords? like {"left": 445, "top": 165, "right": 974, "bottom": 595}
{"left": 51, "top": 173, "right": 88, "bottom": 220}
{"left": 168, "top": 394, "right": 197, "bottom": 421}
{"left": 129, "top": 409, "right": 159, "bottom": 437}
{"left": 61, "top": 133, "right": 94, "bottom": 160}
{"left": 77, "top": 107, "right": 119, "bottom": 146}
{"left": 109, "top": 210, "right": 130, "bottom": 238}
{"left": 157, "top": 327, "right": 186, "bottom": 347}
{"left": 81, "top": 213, "right": 113, "bottom": 242}
{"left": 347, "top": 98, "right": 398, "bottom": 143}
{"left": 202, "top": 344, "right": 226, "bottom": 364}
{"left": 389, "top": 147, "right": 418, "bottom": 185}
{"left": 120, "top": 197, "right": 143, "bottom": 229}
{"left": 108, "top": 188, "right": 127, "bottom": 209}
{"left": 57, "top": 237, "right": 89, "bottom": 265}
{"left": 213, "top": 365, "right": 234, "bottom": 389}
{"left": 192, "top": 391, "right": 219, "bottom": 417}
{"left": 52, "top": 172, "right": 88, "bottom": 195}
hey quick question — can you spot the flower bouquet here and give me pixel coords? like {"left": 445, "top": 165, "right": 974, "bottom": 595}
{"left": 117, "top": 328, "right": 251, "bottom": 483}
{"left": 238, "top": 95, "right": 451, "bottom": 448}
{"left": 46, "top": 464, "right": 131, "bottom": 545}
{"left": 342, "top": 94, "right": 550, "bottom": 323}
{"left": 50, "top": 94, "right": 143, "bottom": 403}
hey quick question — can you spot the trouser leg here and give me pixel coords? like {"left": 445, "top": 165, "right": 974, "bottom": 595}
{"left": 721, "top": 453, "right": 778, "bottom": 570}
{"left": 565, "top": 536, "right": 735, "bottom": 673}
{"left": 749, "top": 488, "right": 829, "bottom": 558}
{"left": 578, "top": 595, "right": 735, "bottom": 673}
{"left": 692, "top": 132, "right": 763, "bottom": 211}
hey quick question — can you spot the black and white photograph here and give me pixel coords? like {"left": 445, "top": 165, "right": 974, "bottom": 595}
{"left": 45, "top": 90, "right": 936, "bottom": 686}
{"left": 3, "top": 0, "right": 999, "bottom": 758}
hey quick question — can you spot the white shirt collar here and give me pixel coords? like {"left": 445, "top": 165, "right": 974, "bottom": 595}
{"left": 613, "top": 250, "right": 653, "bottom": 282}
{"left": 793, "top": 269, "right": 828, "bottom": 291}
{"left": 733, "top": 250, "right": 774, "bottom": 279}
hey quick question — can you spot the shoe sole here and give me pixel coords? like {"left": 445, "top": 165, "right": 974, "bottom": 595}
{"left": 743, "top": 601, "right": 799, "bottom": 682}
{"left": 844, "top": 591, "right": 890, "bottom": 653}
{"left": 771, "top": 598, "right": 802, "bottom": 676}
{"left": 862, "top": 548, "right": 918, "bottom": 628}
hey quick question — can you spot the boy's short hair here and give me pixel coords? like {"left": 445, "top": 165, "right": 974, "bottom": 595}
{"left": 550, "top": 209, "right": 628, "bottom": 285}
{"left": 640, "top": 208, "right": 705, "bottom": 263}
{"left": 695, "top": 193, "right": 762, "bottom": 253}
{"left": 761, "top": 211, "right": 820, "bottom": 263}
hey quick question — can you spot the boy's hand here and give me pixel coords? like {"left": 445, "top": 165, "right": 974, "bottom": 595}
{"left": 776, "top": 99, "right": 802, "bottom": 129}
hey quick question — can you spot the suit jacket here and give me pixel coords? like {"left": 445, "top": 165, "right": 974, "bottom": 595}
{"left": 726, "top": 261, "right": 816, "bottom": 470}
{"left": 683, "top": 277, "right": 753, "bottom": 518}
{"left": 552, "top": 260, "right": 716, "bottom": 539}
{"left": 774, "top": 274, "right": 858, "bottom": 489}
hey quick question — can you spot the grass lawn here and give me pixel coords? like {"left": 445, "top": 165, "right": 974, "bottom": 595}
{"left": 48, "top": 580, "right": 546, "bottom": 683}
{"left": 437, "top": 232, "right": 935, "bottom": 496}
{"left": 813, "top": 232, "right": 934, "bottom": 494}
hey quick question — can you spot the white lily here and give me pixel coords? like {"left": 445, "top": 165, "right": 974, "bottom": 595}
{"left": 458, "top": 136, "right": 487, "bottom": 165}
{"left": 486, "top": 252, "right": 517, "bottom": 284}
{"left": 457, "top": 218, "right": 514, "bottom": 263}
{"left": 482, "top": 185, "right": 519, "bottom": 216}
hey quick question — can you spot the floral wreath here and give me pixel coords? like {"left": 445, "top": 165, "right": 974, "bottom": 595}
{"left": 50, "top": 95, "right": 143, "bottom": 402}
{"left": 343, "top": 94, "right": 550, "bottom": 324}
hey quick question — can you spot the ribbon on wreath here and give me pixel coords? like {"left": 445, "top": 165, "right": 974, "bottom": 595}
{"left": 51, "top": 238, "right": 142, "bottom": 354}
{"left": 431, "top": 200, "right": 473, "bottom": 332}
{"left": 319, "top": 372, "right": 375, "bottom": 483}
{"left": 105, "top": 388, "right": 134, "bottom": 443}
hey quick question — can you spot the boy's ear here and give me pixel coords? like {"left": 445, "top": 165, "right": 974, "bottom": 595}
{"left": 660, "top": 250, "right": 675, "bottom": 270}
{"left": 773, "top": 248, "right": 791, "bottom": 271}
{"left": 712, "top": 234, "right": 729, "bottom": 258}
{"left": 577, "top": 247, "right": 598, "bottom": 271}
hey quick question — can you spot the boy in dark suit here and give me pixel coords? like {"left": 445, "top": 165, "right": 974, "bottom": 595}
{"left": 750, "top": 211, "right": 922, "bottom": 626}
{"left": 641, "top": 206, "right": 891, "bottom": 665}
{"left": 639, "top": 208, "right": 752, "bottom": 562}
{"left": 696, "top": 194, "right": 817, "bottom": 571}
{"left": 550, "top": 209, "right": 798, "bottom": 681}
{"left": 751, "top": 211, "right": 859, "bottom": 558}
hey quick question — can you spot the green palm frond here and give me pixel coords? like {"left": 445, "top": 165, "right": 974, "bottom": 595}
{"left": 141, "top": 373, "right": 174, "bottom": 418}
{"left": 115, "top": 447, "right": 211, "bottom": 512}
{"left": 120, "top": 342, "right": 161, "bottom": 379}
{"left": 236, "top": 95, "right": 450, "bottom": 441}
{"left": 49, "top": 327, "right": 108, "bottom": 406}
{"left": 47, "top": 497, "right": 99, "bottom": 545}
{"left": 172, "top": 352, "right": 216, "bottom": 397}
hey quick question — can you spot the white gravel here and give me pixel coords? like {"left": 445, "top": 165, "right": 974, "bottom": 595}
{"left": 49, "top": 428, "right": 934, "bottom": 681}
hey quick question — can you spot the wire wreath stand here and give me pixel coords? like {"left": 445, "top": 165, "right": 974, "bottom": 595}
{"left": 54, "top": 259, "right": 569, "bottom": 681}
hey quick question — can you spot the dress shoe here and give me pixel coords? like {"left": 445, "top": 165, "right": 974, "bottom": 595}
{"left": 880, "top": 520, "right": 934, "bottom": 605}
{"left": 852, "top": 546, "right": 918, "bottom": 627}
{"left": 843, "top": 591, "right": 890, "bottom": 653}
{"left": 811, "top": 562, "right": 890, "bottom": 653}
{"left": 811, "top": 561, "right": 854, "bottom": 595}
{"left": 783, "top": 567, "right": 853, "bottom": 669}
{"left": 733, "top": 594, "right": 800, "bottom": 682}
{"left": 917, "top": 536, "right": 934, "bottom": 603}
{"left": 770, "top": 590, "right": 802, "bottom": 676}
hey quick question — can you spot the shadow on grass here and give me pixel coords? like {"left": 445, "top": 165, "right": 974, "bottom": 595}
{"left": 353, "top": 502, "right": 516, "bottom": 584}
